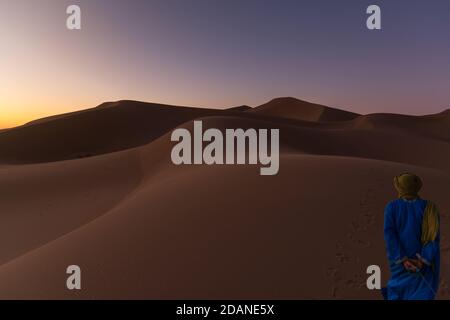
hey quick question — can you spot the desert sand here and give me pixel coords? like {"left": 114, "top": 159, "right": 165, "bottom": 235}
{"left": 0, "top": 97, "right": 449, "bottom": 299}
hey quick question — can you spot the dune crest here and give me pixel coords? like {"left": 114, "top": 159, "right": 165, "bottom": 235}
{"left": 249, "top": 97, "right": 360, "bottom": 122}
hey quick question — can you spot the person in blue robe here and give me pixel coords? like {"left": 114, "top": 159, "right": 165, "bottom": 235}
{"left": 383, "top": 173, "right": 440, "bottom": 300}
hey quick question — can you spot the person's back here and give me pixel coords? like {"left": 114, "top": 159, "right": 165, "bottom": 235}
{"left": 383, "top": 173, "right": 440, "bottom": 300}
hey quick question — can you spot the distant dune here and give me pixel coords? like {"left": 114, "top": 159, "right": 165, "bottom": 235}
{"left": 225, "top": 105, "right": 252, "bottom": 111}
{"left": 0, "top": 98, "right": 449, "bottom": 299}
{"left": 0, "top": 101, "right": 226, "bottom": 163}
{"left": 250, "top": 97, "right": 360, "bottom": 122}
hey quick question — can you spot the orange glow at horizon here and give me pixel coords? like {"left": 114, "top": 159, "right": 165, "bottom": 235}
{"left": 0, "top": 100, "right": 79, "bottom": 129}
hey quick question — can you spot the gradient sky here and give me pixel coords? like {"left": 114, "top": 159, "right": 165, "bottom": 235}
{"left": 1, "top": 0, "right": 450, "bottom": 128}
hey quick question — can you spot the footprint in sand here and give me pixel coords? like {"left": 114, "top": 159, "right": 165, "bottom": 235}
{"left": 344, "top": 274, "right": 365, "bottom": 289}
{"left": 336, "top": 252, "right": 350, "bottom": 263}
{"left": 326, "top": 181, "right": 382, "bottom": 297}
{"left": 326, "top": 267, "right": 342, "bottom": 297}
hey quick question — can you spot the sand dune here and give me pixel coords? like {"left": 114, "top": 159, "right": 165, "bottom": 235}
{"left": 0, "top": 101, "right": 228, "bottom": 163}
{"left": 250, "top": 97, "right": 360, "bottom": 122}
{"left": 225, "top": 105, "right": 252, "bottom": 111}
{"left": 0, "top": 99, "right": 322, "bottom": 164}
{"left": 0, "top": 98, "right": 449, "bottom": 299}
{"left": 351, "top": 112, "right": 450, "bottom": 142}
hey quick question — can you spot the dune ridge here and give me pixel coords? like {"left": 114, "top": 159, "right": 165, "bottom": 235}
{"left": 249, "top": 97, "right": 360, "bottom": 122}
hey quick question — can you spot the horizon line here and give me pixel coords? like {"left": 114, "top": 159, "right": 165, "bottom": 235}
{"left": 1, "top": 96, "right": 449, "bottom": 131}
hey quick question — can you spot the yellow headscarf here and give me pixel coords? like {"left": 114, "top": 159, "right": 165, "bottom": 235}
{"left": 394, "top": 173, "right": 422, "bottom": 200}
{"left": 393, "top": 173, "right": 439, "bottom": 245}
{"left": 422, "top": 201, "right": 440, "bottom": 246}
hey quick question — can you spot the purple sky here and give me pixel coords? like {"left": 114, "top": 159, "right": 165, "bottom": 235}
{"left": 1, "top": 0, "right": 450, "bottom": 127}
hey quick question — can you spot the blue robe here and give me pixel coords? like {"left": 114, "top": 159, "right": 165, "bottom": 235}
{"left": 383, "top": 198, "right": 440, "bottom": 300}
